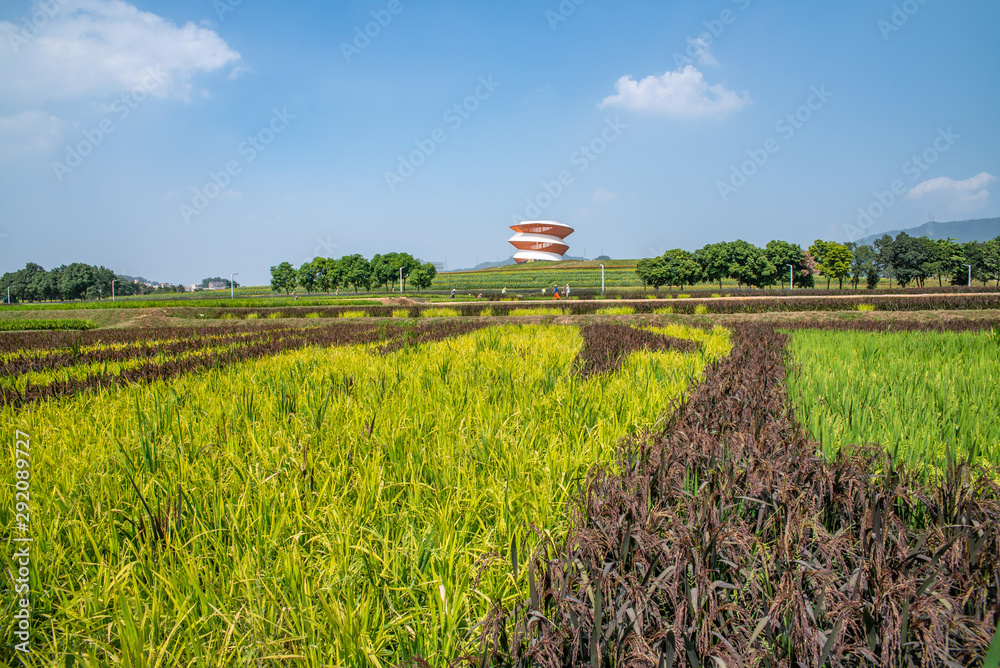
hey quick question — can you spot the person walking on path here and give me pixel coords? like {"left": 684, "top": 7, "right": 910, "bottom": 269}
{"left": 553, "top": 284, "right": 561, "bottom": 300}
{"left": 450, "top": 288, "right": 456, "bottom": 299}
{"left": 565, "top": 283, "right": 570, "bottom": 298}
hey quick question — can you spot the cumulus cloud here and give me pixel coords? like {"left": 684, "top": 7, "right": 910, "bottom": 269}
{"left": 906, "top": 172, "right": 997, "bottom": 210}
{"left": 598, "top": 65, "right": 749, "bottom": 118}
{"left": 0, "top": 0, "right": 241, "bottom": 106}
{"left": 0, "top": 110, "right": 66, "bottom": 154}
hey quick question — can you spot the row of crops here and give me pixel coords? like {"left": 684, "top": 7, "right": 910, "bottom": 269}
{"left": 3, "top": 317, "right": 999, "bottom": 665}
{"left": 431, "top": 266, "right": 644, "bottom": 291}
{"left": 179, "top": 293, "right": 1000, "bottom": 320}
{"left": 480, "top": 320, "right": 1000, "bottom": 666}
{"left": 0, "top": 321, "right": 730, "bottom": 665}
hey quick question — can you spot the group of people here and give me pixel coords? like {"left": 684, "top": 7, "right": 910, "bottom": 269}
{"left": 445, "top": 284, "right": 569, "bottom": 300}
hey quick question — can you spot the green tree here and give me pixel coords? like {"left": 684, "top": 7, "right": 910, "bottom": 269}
{"left": 984, "top": 236, "right": 1000, "bottom": 287}
{"left": 728, "top": 240, "right": 776, "bottom": 289}
{"left": 270, "top": 262, "right": 298, "bottom": 294}
{"left": 297, "top": 259, "right": 321, "bottom": 294}
{"left": 694, "top": 242, "right": 730, "bottom": 290}
{"left": 339, "top": 254, "right": 372, "bottom": 293}
{"left": 410, "top": 262, "right": 438, "bottom": 291}
{"left": 765, "top": 240, "right": 806, "bottom": 289}
{"left": 58, "top": 263, "right": 96, "bottom": 300}
{"left": 635, "top": 256, "right": 670, "bottom": 293}
{"left": 661, "top": 249, "right": 702, "bottom": 289}
{"left": 824, "top": 242, "right": 853, "bottom": 290}
{"left": 887, "top": 233, "right": 925, "bottom": 288}
{"left": 850, "top": 245, "right": 879, "bottom": 290}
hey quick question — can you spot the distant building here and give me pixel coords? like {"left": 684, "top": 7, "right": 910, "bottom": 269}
{"left": 508, "top": 221, "right": 574, "bottom": 263}
{"left": 207, "top": 281, "right": 228, "bottom": 290}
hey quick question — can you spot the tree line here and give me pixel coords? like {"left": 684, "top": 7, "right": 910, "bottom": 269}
{"left": 270, "top": 253, "right": 438, "bottom": 294}
{"left": 636, "top": 234, "right": 1000, "bottom": 291}
{"left": 0, "top": 263, "right": 185, "bottom": 303}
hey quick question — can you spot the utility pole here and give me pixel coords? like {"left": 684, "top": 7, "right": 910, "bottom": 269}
{"left": 600, "top": 264, "right": 605, "bottom": 296}
{"left": 231, "top": 273, "right": 238, "bottom": 299}
{"left": 786, "top": 264, "right": 794, "bottom": 290}
{"left": 964, "top": 264, "right": 972, "bottom": 287}
{"left": 112, "top": 279, "right": 116, "bottom": 302}
{"left": 399, "top": 267, "right": 403, "bottom": 292}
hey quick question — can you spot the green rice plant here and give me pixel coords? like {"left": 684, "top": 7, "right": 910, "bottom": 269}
{"left": 595, "top": 306, "right": 635, "bottom": 316}
{"left": 677, "top": 293, "right": 692, "bottom": 299}
{"left": 480, "top": 308, "right": 495, "bottom": 317}
{"left": 711, "top": 293, "right": 721, "bottom": 299}
{"left": 0, "top": 324, "right": 726, "bottom": 665}
{"left": 789, "top": 329, "right": 1000, "bottom": 477}
{"left": 391, "top": 309, "right": 410, "bottom": 318}
{"left": 305, "top": 312, "right": 321, "bottom": 319}
{"left": 509, "top": 308, "right": 563, "bottom": 316}
{"left": 420, "top": 307, "right": 460, "bottom": 318}
{"left": 268, "top": 312, "right": 283, "bottom": 319}
{"left": 0, "top": 318, "right": 96, "bottom": 331}
{"left": 219, "top": 313, "right": 236, "bottom": 320}
{"left": 694, "top": 304, "right": 710, "bottom": 315}
{"left": 654, "top": 306, "right": 674, "bottom": 315}
{"left": 339, "top": 310, "right": 367, "bottom": 318}
{"left": 855, "top": 303, "right": 876, "bottom": 312}
{"left": 244, "top": 312, "right": 259, "bottom": 319}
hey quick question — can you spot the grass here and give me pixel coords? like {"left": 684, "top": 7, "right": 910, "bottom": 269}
{"left": 419, "top": 308, "right": 460, "bottom": 318}
{"left": 509, "top": 308, "right": 564, "bottom": 316}
{"left": 0, "top": 318, "right": 96, "bottom": 331}
{"left": 789, "top": 329, "right": 1000, "bottom": 477}
{"left": 0, "top": 324, "right": 725, "bottom": 665}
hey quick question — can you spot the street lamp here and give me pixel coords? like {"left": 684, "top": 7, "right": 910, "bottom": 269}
{"left": 5, "top": 286, "right": 10, "bottom": 305}
{"left": 230, "top": 273, "right": 238, "bottom": 299}
{"left": 600, "top": 264, "right": 605, "bottom": 296}
{"left": 112, "top": 279, "right": 116, "bottom": 302}
{"left": 786, "top": 264, "right": 794, "bottom": 291}
{"left": 399, "top": 267, "right": 404, "bottom": 293}
{"left": 963, "top": 264, "right": 972, "bottom": 287}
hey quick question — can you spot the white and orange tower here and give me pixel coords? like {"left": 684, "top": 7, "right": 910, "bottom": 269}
{"left": 508, "top": 221, "right": 574, "bottom": 263}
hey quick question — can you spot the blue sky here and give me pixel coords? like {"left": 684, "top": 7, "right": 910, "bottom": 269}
{"left": 1, "top": 0, "right": 998, "bottom": 285}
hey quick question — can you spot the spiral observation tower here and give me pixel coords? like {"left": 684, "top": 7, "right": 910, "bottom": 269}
{"left": 508, "top": 221, "right": 574, "bottom": 263}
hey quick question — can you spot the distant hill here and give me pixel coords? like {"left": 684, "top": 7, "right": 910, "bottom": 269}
{"left": 857, "top": 217, "right": 1000, "bottom": 246}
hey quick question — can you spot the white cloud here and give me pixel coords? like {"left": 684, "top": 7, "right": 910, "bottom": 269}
{"left": 906, "top": 172, "right": 997, "bottom": 210}
{"left": 686, "top": 36, "right": 718, "bottom": 68}
{"left": 0, "top": 109, "right": 66, "bottom": 154}
{"left": 0, "top": 0, "right": 241, "bottom": 107}
{"left": 598, "top": 65, "right": 749, "bottom": 118}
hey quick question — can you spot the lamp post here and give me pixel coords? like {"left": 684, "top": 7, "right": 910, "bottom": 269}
{"left": 399, "top": 267, "right": 403, "bottom": 293}
{"left": 963, "top": 264, "right": 972, "bottom": 287}
{"left": 786, "top": 264, "right": 794, "bottom": 291}
{"left": 112, "top": 279, "right": 116, "bottom": 302}
{"left": 231, "top": 273, "right": 238, "bottom": 299}
{"left": 5, "top": 286, "right": 10, "bottom": 305}
{"left": 600, "top": 264, "right": 605, "bottom": 296}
